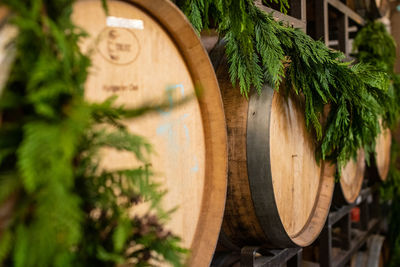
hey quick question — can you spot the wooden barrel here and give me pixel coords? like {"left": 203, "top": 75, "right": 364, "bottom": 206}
{"left": 210, "top": 41, "right": 335, "bottom": 248}
{"left": 335, "top": 150, "right": 365, "bottom": 205}
{"left": 351, "top": 235, "right": 385, "bottom": 267}
{"left": 366, "top": 122, "right": 391, "bottom": 183}
{"left": 374, "top": 124, "right": 391, "bottom": 181}
{"left": 72, "top": 1, "right": 227, "bottom": 266}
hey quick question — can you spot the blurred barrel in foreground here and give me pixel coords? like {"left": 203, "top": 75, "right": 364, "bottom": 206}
{"left": 72, "top": 1, "right": 228, "bottom": 266}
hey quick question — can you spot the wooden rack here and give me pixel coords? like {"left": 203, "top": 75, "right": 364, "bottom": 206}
{"left": 211, "top": 247, "right": 302, "bottom": 267}
{"left": 315, "top": 184, "right": 382, "bottom": 267}
{"left": 254, "top": 0, "right": 307, "bottom": 32}
{"left": 210, "top": 183, "right": 383, "bottom": 267}
{"left": 313, "top": 0, "right": 365, "bottom": 57}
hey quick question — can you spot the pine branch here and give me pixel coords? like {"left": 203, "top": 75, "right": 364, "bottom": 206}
{"left": 178, "top": 0, "right": 391, "bottom": 172}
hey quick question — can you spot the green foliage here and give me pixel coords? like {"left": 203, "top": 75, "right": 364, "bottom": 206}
{"left": 263, "top": 0, "right": 290, "bottom": 14}
{"left": 177, "top": 0, "right": 390, "bottom": 171}
{"left": 353, "top": 21, "right": 400, "bottom": 129}
{"left": 178, "top": 0, "right": 210, "bottom": 33}
{"left": 0, "top": 0, "right": 185, "bottom": 266}
{"left": 353, "top": 21, "right": 396, "bottom": 74}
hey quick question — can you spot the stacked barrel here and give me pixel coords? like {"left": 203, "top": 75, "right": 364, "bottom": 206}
{"left": 1, "top": 0, "right": 393, "bottom": 266}
{"left": 335, "top": 150, "right": 366, "bottom": 205}
{"left": 72, "top": 1, "right": 229, "bottom": 266}
{"left": 70, "top": 0, "right": 393, "bottom": 264}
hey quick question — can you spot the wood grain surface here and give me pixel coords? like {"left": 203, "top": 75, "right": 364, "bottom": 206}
{"left": 73, "top": 1, "right": 227, "bottom": 266}
{"left": 375, "top": 124, "right": 391, "bottom": 181}
{"left": 339, "top": 149, "right": 365, "bottom": 203}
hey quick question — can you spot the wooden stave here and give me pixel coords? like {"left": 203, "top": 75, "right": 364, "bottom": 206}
{"left": 210, "top": 41, "right": 267, "bottom": 246}
{"left": 210, "top": 40, "right": 335, "bottom": 248}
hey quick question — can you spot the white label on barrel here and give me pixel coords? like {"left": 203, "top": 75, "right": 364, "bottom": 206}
{"left": 106, "top": 16, "right": 144, "bottom": 30}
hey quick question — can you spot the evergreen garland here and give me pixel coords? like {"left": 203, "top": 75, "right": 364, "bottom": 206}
{"left": 353, "top": 21, "right": 396, "bottom": 74}
{"left": 0, "top": 1, "right": 185, "bottom": 266}
{"left": 263, "top": 0, "right": 290, "bottom": 14}
{"left": 353, "top": 21, "right": 400, "bottom": 128}
{"left": 177, "top": 0, "right": 390, "bottom": 171}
